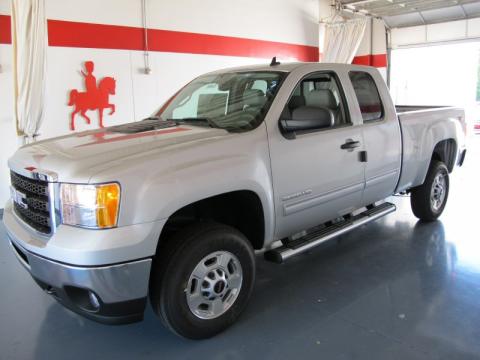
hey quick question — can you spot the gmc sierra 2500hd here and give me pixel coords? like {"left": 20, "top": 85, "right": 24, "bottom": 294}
{"left": 4, "top": 62, "right": 467, "bottom": 339}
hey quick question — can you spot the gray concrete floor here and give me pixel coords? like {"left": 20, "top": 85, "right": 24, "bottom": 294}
{"left": 1, "top": 138, "right": 479, "bottom": 360}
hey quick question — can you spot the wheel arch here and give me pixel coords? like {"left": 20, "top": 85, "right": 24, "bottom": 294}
{"left": 156, "top": 190, "right": 266, "bottom": 253}
{"left": 431, "top": 138, "right": 457, "bottom": 173}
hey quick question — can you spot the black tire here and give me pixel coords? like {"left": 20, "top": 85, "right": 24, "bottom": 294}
{"left": 149, "top": 222, "right": 255, "bottom": 339}
{"left": 410, "top": 160, "right": 449, "bottom": 221}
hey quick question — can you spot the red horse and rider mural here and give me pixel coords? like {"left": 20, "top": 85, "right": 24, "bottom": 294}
{"left": 68, "top": 61, "right": 116, "bottom": 131}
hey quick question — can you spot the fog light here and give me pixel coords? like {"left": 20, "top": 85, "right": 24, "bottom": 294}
{"left": 88, "top": 291, "right": 100, "bottom": 310}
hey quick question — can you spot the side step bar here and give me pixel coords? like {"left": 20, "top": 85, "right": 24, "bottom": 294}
{"left": 264, "top": 202, "right": 396, "bottom": 264}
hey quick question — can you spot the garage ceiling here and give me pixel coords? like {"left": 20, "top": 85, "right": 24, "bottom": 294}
{"left": 340, "top": 0, "right": 480, "bottom": 27}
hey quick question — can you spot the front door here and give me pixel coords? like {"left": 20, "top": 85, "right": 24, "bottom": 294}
{"left": 267, "top": 71, "right": 366, "bottom": 239}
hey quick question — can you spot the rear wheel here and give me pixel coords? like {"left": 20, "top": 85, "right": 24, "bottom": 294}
{"left": 150, "top": 222, "right": 255, "bottom": 339}
{"left": 410, "top": 160, "right": 449, "bottom": 221}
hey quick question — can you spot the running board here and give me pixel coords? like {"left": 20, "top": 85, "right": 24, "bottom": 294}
{"left": 264, "top": 202, "right": 396, "bottom": 264}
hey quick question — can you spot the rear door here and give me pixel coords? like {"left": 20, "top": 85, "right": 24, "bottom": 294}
{"left": 266, "top": 70, "right": 366, "bottom": 239}
{"left": 348, "top": 70, "right": 402, "bottom": 205}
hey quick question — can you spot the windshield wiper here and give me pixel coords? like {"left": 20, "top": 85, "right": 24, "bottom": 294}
{"left": 168, "top": 117, "right": 220, "bottom": 128}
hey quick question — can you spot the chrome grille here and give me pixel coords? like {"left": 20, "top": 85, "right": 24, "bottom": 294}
{"left": 11, "top": 172, "right": 49, "bottom": 196}
{"left": 10, "top": 171, "right": 52, "bottom": 234}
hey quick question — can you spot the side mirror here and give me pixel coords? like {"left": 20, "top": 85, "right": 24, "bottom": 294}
{"left": 279, "top": 106, "right": 334, "bottom": 138}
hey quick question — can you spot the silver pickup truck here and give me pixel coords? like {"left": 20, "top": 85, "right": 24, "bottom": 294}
{"left": 3, "top": 62, "right": 467, "bottom": 339}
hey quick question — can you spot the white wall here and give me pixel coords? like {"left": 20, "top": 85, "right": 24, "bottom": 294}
{"left": 46, "top": 0, "right": 321, "bottom": 46}
{"left": 355, "top": 18, "right": 388, "bottom": 78}
{"left": 357, "top": 18, "right": 387, "bottom": 57}
{"left": 0, "top": 0, "right": 323, "bottom": 204}
{"left": 42, "top": 0, "right": 321, "bottom": 138}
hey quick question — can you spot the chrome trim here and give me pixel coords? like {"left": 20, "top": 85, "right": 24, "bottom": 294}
{"left": 8, "top": 164, "right": 58, "bottom": 182}
{"left": 271, "top": 203, "right": 396, "bottom": 262}
{"left": 8, "top": 166, "right": 60, "bottom": 236}
{"left": 283, "top": 182, "right": 364, "bottom": 216}
{"left": 282, "top": 189, "right": 312, "bottom": 202}
{"left": 48, "top": 182, "right": 61, "bottom": 234}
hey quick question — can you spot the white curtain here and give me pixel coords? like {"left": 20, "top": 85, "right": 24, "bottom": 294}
{"left": 319, "top": 17, "right": 367, "bottom": 64}
{"left": 12, "top": 0, "right": 47, "bottom": 142}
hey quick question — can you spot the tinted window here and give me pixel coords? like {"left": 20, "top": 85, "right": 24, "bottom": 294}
{"left": 284, "top": 72, "right": 350, "bottom": 128}
{"left": 349, "top": 71, "right": 383, "bottom": 121}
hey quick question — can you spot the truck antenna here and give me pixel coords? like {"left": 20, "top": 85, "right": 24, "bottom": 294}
{"left": 270, "top": 56, "right": 281, "bottom": 66}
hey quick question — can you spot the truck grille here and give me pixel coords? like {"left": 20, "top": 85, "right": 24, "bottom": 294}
{"left": 10, "top": 171, "right": 52, "bottom": 234}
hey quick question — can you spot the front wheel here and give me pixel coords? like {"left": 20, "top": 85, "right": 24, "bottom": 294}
{"left": 150, "top": 222, "right": 255, "bottom": 339}
{"left": 410, "top": 160, "right": 449, "bottom": 221}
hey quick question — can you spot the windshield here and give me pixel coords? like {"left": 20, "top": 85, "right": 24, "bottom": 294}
{"left": 155, "top": 71, "right": 285, "bottom": 132}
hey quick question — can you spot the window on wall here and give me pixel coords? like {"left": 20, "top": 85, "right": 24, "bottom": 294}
{"left": 389, "top": 42, "right": 480, "bottom": 106}
{"left": 349, "top": 71, "right": 383, "bottom": 122}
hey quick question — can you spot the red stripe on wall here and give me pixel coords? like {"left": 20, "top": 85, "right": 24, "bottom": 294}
{"left": 371, "top": 54, "right": 388, "bottom": 68}
{"left": 352, "top": 55, "right": 370, "bottom": 66}
{"left": 2, "top": 14, "right": 387, "bottom": 67}
{"left": 48, "top": 20, "right": 143, "bottom": 50}
{"left": 48, "top": 19, "right": 319, "bottom": 61}
{"left": 352, "top": 54, "right": 387, "bottom": 68}
{"left": 0, "top": 14, "right": 11, "bottom": 44}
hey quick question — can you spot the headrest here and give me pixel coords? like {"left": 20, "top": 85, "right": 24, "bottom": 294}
{"left": 306, "top": 89, "right": 338, "bottom": 109}
{"left": 289, "top": 95, "right": 306, "bottom": 109}
{"left": 291, "top": 106, "right": 334, "bottom": 128}
{"left": 243, "top": 89, "right": 266, "bottom": 107}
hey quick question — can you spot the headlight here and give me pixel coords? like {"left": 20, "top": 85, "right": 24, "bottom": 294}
{"left": 60, "top": 183, "right": 120, "bottom": 229}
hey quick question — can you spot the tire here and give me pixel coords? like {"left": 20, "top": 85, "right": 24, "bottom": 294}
{"left": 150, "top": 222, "right": 256, "bottom": 339}
{"left": 410, "top": 160, "right": 449, "bottom": 221}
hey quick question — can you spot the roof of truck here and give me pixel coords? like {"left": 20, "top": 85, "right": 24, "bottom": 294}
{"left": 205, "top": 62, "right": 374, "bottom": 75}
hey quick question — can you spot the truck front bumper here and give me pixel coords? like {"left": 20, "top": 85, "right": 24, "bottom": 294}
{"left": 7, "top": 236, "right": 151, "bottom": 324}
{"left": 3, "top": 201, "right": 154, "bottom": 325}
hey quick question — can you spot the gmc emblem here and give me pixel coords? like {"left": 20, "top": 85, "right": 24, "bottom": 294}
{"left": 10, "top": 187, "right": 28, "bottom": 209}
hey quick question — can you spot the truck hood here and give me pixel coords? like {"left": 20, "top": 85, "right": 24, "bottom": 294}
{"left": 8, "top": 123, "right": 230, "bottom": 182}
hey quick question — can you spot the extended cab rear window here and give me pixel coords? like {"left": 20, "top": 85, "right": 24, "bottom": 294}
{"left": 349, "top": 71, "right": 383, "bottom": 122}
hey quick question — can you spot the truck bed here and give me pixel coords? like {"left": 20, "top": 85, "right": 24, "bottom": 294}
{"left": 395, "top": 105, "right": 465, "bottom": 193}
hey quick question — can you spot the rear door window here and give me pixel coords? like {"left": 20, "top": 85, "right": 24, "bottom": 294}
{"left": 349, "top": 71, "right": 383, "bottom": 122}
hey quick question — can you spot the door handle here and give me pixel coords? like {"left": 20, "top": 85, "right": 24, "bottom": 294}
{"left": 340, "top": 139, "right": 360, "bottom": 150}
